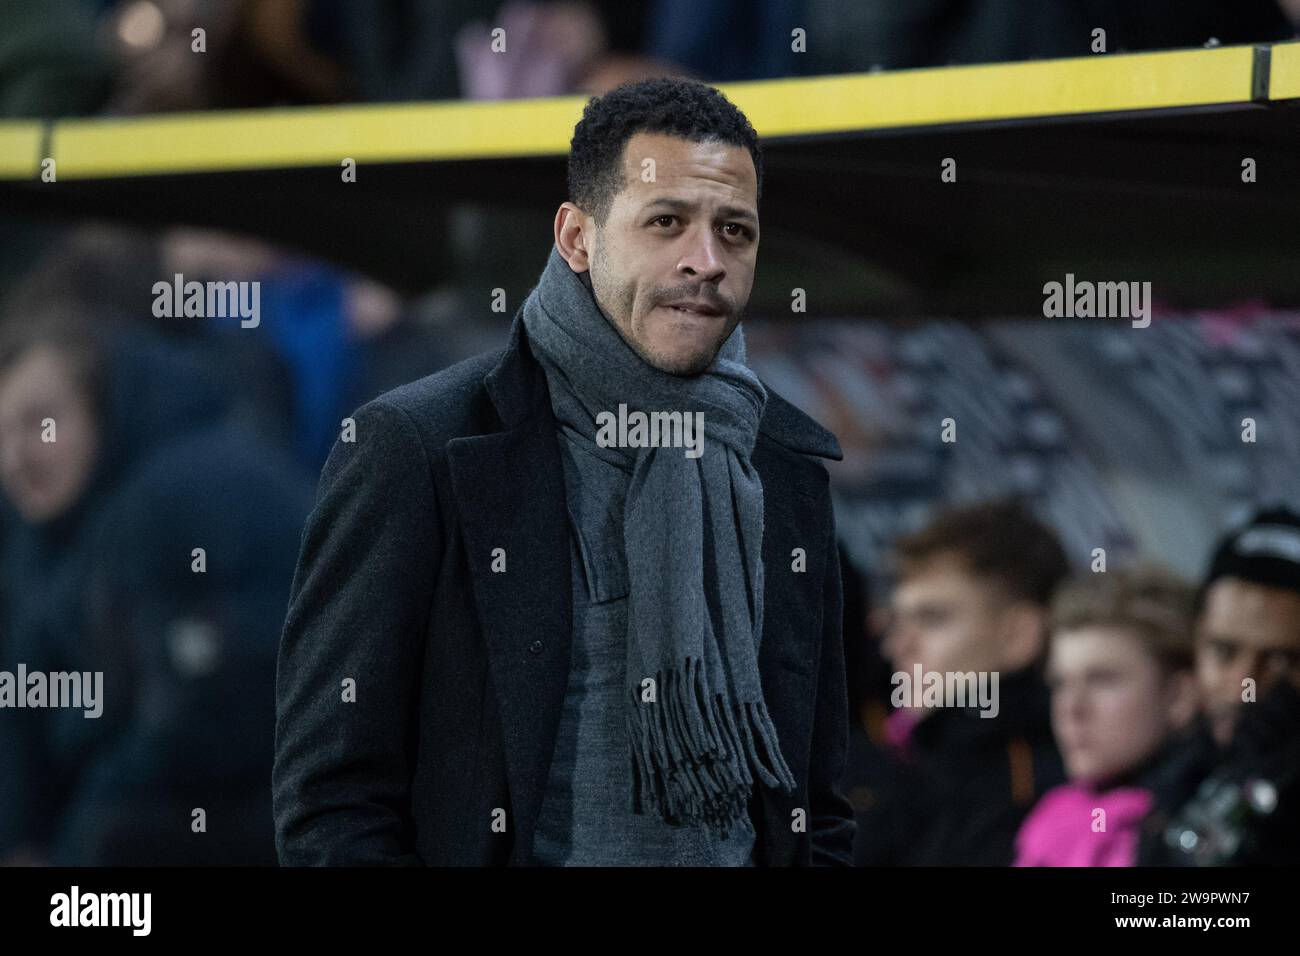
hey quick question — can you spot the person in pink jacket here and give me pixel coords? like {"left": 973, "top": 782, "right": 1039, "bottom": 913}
{"left": 1015, "top": 567, "right": 1199, "bottom": 867}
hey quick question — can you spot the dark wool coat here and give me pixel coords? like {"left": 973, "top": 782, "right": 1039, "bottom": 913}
{"left": 272, "top": 313, "right": 856, "bottom": 865}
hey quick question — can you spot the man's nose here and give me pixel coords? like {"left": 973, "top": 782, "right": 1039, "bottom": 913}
{"left": 676, "top": 226, "right": 725, "bottom": 282}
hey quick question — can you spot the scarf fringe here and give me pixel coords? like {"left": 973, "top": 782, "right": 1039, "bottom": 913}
{"left": 627, "top": 656, "right": 797, "bottom": 830}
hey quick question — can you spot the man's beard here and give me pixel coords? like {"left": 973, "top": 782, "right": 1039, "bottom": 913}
{"left": 620, "top": 306, "right": 744, "bottom": 377}
{"left": 586, "top": 253, "right": 746, "bottom": 376}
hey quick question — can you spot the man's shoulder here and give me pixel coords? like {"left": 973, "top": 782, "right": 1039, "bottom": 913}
{"left": 753, "top": 384, "right": 842, "bottom": 507}
{"left": 357, "top": 346, "right": 506, "bottom": 450}
{"left": 756, "top": 383, "right": 842, "bottom": 464}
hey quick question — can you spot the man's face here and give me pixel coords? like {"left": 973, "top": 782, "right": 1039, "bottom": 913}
{"left": 1195, "top": 576, "right": 1300, "bottom": 746}
{"left": 0, "top": 346, "right": 100, "bottom": 524}
{"left": 884, "top": 553, "right": 1019, "bottom": 679}
{"left": 1048, "top": 627, "right": 1182, "bottom": 785}
{"left": 582, "top": 131, "right": 760, "bottom": 376}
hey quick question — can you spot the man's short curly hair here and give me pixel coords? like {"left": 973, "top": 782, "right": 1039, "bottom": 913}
{"left": 566, "top": 77, "right": 764, "bottom": 226}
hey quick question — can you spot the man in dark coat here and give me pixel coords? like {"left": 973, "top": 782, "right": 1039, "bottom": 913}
{"left": 272, "top": 77, "right": 856, "bottom": 866}
{"left": 1138, "top": 507, "right": 1300, "bottom": 866}
{"left": 850, "top": 501, "right": 1068, "bottom": 865}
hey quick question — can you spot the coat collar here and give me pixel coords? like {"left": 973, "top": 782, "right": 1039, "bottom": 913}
{"left": 486, "top": 310, "right": 843, "bottom": 460}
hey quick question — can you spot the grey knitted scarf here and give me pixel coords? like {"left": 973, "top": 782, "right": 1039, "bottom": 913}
{"left": 521, "top": 244, "right": 796, "bottom": 832}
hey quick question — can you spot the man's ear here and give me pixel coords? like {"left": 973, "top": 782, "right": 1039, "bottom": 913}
{"left": 554, "top": 202, "right": 593, "bottom": 273}
{"left": 998, "top": 601, "right": 1048, "bottom": 672}
{"left": 1162, "top": 669, "right": 1200, "bottom": 731}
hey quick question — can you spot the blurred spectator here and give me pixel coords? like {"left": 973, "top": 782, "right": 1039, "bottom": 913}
{"left": 851, "top": 500, "right": 1068, "bottom": 865}
{"left": 456, "top": 0, "right": 608, "bottom": 98}
{"left": 803, "top": 0, "right": 1295, "bottom": 75}
{"left": 1195, "top": 507, "right": 1300, "bottom": 749}
{"left": 1014, "top": 567, "right": 1198, "bottom": 866}
{"left": 456, "top": 0, "right": 683, "bottom": 100}
{"left": 0, "top": 312, "right": 312, "bottom": 864}
{"left": 104, "top": 0, "right": 344, "bottom": 112}
{"left": 6, "top": 226, "right": 297, "bottom": 456}
{"left": 0, "top": 0, "right": 111, "bottom": 117}
{"left": 104, "top": 0, "right": 237, "bottom": 113}
{"left": 343, "top": 278, "right": 456, "bottom": 419}
{"left": 1139, "top": 506, "right": 1300, "bottom": 865}
{"left": 159, "top": 227, "right": 449, "bottom": 470}
{"left": 646, "top": 0, "right": 805, "bottom": 82}
{"left": 217, "top": 0, "right": 346, "bottom": 104}
{"left": 315, "top": 0, "right": 674, "bottom": 103}
{"left": 325, "top": 0, "right": 504, "bottom": 103}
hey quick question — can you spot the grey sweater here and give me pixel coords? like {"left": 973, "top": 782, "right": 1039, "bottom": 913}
{"left": 529, "top": 430, "right": 756, "bottom": 866}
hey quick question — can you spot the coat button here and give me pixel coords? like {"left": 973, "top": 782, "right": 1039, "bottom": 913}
{"left": 529, "top": 640, "right": 544, "bottom": 654}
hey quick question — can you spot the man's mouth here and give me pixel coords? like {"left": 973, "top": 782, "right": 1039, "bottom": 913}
{"left": 662, "top": 302, "right": 724, "bottom": 318}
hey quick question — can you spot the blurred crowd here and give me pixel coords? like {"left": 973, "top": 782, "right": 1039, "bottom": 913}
{"left": 842, "top": 500, "right": 1300, "bottom": 866}
{"left": 0, "top": 225, "right": 464, "bottom": 864}
{"left": 1, "top": 0, "right": 1299, "bottom": 120}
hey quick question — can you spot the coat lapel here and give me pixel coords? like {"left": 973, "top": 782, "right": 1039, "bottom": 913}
{"left": 446, "top": 314, "right": 572, "bottom": 865}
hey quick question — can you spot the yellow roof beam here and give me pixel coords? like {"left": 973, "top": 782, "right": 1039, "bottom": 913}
{"left": 728, "top": 44, "right": 1255, "bottom": 138}
{"left": 0, "top": 122, "right": 44, "bottom": 179}
{"left": 0, "top": 43, "right": 1271, "bottom": 181}
{"left": 1268, "top": 41, "right": 1300, "bottom": 100}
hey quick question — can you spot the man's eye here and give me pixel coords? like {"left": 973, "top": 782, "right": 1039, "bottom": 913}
{"left": 723, "top": 223, "right": 752, "bottom": 239}
{"left": 651, "top": 215, "right": 676, "bottom": 227}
